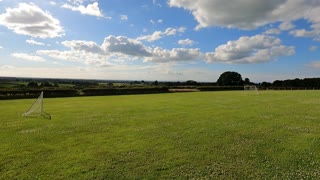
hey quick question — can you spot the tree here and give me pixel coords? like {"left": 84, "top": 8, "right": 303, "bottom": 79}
{"left": 217, "top": 71, "right": 243, "bottom": 86}
{"left": 27, "top": 81, "right": 38, "bottom": 88}
{"left": 244, "top": 78, "right": 251, "bottom": 85}
{"left": 185, "top": 80, "right": 197, "bottom": 85}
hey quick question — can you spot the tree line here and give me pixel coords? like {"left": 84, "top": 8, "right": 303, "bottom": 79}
{"left": 1, "top": 71, "right": 320, "bottom": 99}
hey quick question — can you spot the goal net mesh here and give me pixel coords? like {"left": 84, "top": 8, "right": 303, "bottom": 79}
{"left": 244, "top": 85, "right": 258, "bottom": 91}
{"left": 22, "top": 92, "right": 51, "bottom": 119}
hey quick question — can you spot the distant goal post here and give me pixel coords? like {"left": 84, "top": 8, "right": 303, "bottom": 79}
{"left": 244, "top": 85, "right": 259, "bottom": 94}
{"left": 22, "top": 91, "right": 51, "bottom": 119}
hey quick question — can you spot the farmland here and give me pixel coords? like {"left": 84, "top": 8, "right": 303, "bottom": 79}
{"left": 1, "top": 91, "right": 320, "bottom": 179}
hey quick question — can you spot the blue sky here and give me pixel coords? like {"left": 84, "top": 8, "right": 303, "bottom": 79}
{"left": 0, "top": 0, "right": 319, "bottom": 82}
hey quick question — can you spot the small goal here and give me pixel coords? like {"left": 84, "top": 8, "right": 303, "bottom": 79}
{"left": 22, "top": 91, "right": 51, "bottom": 119}
{"left": 244, "top": 85, "right": 259, "bottom": 94}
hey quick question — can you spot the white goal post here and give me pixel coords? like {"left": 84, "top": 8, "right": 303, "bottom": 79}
{"left": 244, "top": 85, "right": 259, "bottom": 94}
{"left": 22, "top": 91, "right": 51, "bottom": 119}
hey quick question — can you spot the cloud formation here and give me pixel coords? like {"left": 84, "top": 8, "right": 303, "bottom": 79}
{"left": 145, "top": 47, "right": 202, "bottom": 63}
{"left": 168, "top": 0, "right": 320, "bottom": 35}
{"left": 62, "top": 1, "right": 106, "bottom": 18}
{"left": 62, "top": 40, "right": 104, "bottom": 54}
{"left": 0, "top": 3, "right": 64, "bottom": 38}
{"left": 136, "top": 27, "right": 186, "bottom": 42}
{"left": 26, "top": 39, "right": 45, "bottom": 46}
{"left": 102, "top": 35, "right": 152, "bottom": 57}
{"left": 11, "top": 53, "right": 45, "bottom": 62}
{"left": 178, "top": 38, "right": 195, "bottom": 46}
{"left": 205, "top": 35, "right": 295, "bottom": 64}
{"left": 120, "top": 15, "right": 128, "bottom": 21}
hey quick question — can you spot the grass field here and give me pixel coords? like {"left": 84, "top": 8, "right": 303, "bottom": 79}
{"left": 1, "top": 91, "right": 320, "bottom": 179}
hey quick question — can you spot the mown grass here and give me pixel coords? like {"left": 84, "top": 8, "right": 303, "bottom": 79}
{"left": 1, "top": 91, "right": 320, "bottom": 179}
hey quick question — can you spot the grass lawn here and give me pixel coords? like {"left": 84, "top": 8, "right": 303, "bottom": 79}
{"left": 1, "top": 91, "right": 320, "bottom": 179}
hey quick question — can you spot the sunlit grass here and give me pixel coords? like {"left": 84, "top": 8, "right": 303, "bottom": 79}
{"left": 1, "top": 91, "right": 320, "bottom": 179}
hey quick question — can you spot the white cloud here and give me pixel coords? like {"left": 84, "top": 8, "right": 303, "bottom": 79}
{"left": 11, "top": 53, "right": 45, "bottom": 62}
{"left": 150, "top": 19, "right": 163, "bottom": 24}
{"left": 62, "top": 2, "right": 106, "bottom": 18}
{"left": 289, "top": 29, "right": 320, "bottom": 40}
{"left": 0, "top": 65, "right": 14, "bottom": 69}
{"left": 145, "top": 47, "right": 202, "bottom": 63}
{"left": 168, "top": 0, "right": 320, "bottom": 33}
{"left": 120, "top": 15, "right": 128, "bottom": 21}
{"left": 279, "top": 21, "right": 295, "bottom": 30}
{"left": 178, "top": 38, "right": 195, "bottom": 46}
{"left": 102, "top": 35, "right": 152, "bottom": 57}
{"left": 309, "top": 46, "right": 318, "bottom": 52}
{"left": 0, "top": 46, "right": 3, "bottom": 49}
{"left": 0, "top": 3, "right": 64, "bottom": 38}
{"left": 49, "top": 1, "right": 56, "bottom": 6}
{"left": 136, "top": 27, "right": 186, "bottom": 42}
{"left": 62, "top": 40, "right": 104, "bottom": 54}
{"left": 26, "top": 39, "right": 45, "bottom": 46}
{"left": 153, "top": 0, "right": 162, "bottom": 7}
{"left": 264, "top": 28, "right": 281, "bottom": 35}
{"left": 306, "top": 61, "right": 320, "bottom": 69}
{"left": 205, "top": 35, "right": 295, "bottom": 64}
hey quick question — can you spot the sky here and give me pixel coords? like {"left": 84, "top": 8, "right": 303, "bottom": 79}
{"left": 0, "top": 0, "right": 319, "bottom": 82}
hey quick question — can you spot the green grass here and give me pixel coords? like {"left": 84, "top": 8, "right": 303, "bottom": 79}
{"left": 1, "top": 91, "right": 320, "bottom": 179}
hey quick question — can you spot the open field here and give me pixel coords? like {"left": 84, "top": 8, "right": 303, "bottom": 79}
{"left": 1, "top": 91, "right": 320, "bottom": 179}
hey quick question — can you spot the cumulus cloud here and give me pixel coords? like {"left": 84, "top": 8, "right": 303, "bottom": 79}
{"left": 120, "top": 15, "right": 128, "bottom": 21}
{"left": 0, "top": 3, "right": 64, "bottom": 38}
{"left": 62, "top": 2, "right": 107, "bottom": 18}
{"left": 11, "top": 53, "right": 45, "bottom": 62}
{"left": 102, "top": 35, "right": 152, "bottom": 56}
{"left": 264, "top": 28, "right": 281, "bottom": 35}
{"left": 136, "top": 27, "right": 186, "bottom": 42}
{"left": 205, "top": 35, "right": 295, "bottom": 64}
{"left": 62, "top": 40, "right": 104, "bottom": 54}
{"left": 145, "top": 47, "right": 202, "bottom": 63}
{"left": 178, "top": 38, "right": 195, "bottom": 46}
{"left": 36, "top": 34, "right": 204, "bottom": 66}
{"left": 168, "top": 0, "right": 320, "bottom": 34}
{"left": 290, "top": 29, "right": 320, "bottom": 40}
{"left": 279, "top": 21, "right": 295, "bottom": 30}
{"left": 26, "top": 39, "right": 45, "bottom": 46}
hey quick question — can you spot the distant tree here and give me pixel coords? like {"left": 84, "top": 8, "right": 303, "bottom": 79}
{"left": 217, "top": 71, "right": 243, "bottom": 86}
{"left": 261, "top": 81, "right": 272, "bottom": 88}
{"left": 53, "top": 83, "right": 59, "bottom": 88}
{"left": 185, "top": 80, "right": 197, "bottom": 85}
{"left": 40, "top": 81, "right": 53, "bottom": 88}
{"left": 244, "top": 78, "right": 251, "bottom": 85}
{"left": 27, "top": 81, "right": 38, "bottom": 88}
{"left": 154, "top": 80, "right": 159, "bottom": 86}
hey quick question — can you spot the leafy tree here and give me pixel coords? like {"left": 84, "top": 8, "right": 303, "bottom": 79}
{"left": 27, "top": 81, "right": 38, "bottom": 88}
{"left": 154, "top": 80, "right": 159, "bottom": 86}
{"left": 244, "top": 78, "right": 251, "bottom": 85}
{"left": 40, "top": 81, "right": 53, "bottom": 88}
{"left": 185, "top": 80, "right": 197, "bottom": 85}
{"left": 217, "top": 71, "right": 243, "bottom": 86}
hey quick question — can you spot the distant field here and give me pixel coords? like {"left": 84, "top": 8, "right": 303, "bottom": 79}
{"left": 1, "top": 91, "right": 320, "bottom": 179}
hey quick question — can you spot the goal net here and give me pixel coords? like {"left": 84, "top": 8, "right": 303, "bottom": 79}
{"left": 22, "top": 91, "right": 51, "bottom": 119}
{"left": 244, "top": 85, "right": 259, "bottom": 94}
